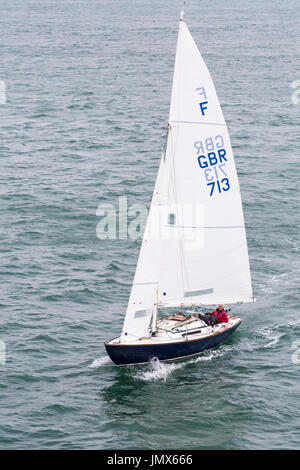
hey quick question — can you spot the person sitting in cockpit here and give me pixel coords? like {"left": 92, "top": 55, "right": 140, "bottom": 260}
{"left": 196, "top": 304, "right": 229, "bottom": 325}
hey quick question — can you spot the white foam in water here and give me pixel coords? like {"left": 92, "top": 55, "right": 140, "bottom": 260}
{"left": 134, "top": 348, "right": 232, "bottom": 382}
{"left": 88, "top": 356, "right": 110, "bottom": 368}
{"left": 192, "top": 348, "right": 226, "bottom": 363}
{"left": 134, "top": 357, "right": 185, "bottom": 382}
{"left": 257, "top": 328, "right": 281, "bottom": 349}
{"left": 261, "top": 269, "right": 300, "bottom": 295}
{"left": 240, "top": 325, "right": 284, "bottom": 352}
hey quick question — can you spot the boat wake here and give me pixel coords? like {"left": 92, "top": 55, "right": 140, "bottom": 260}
{"left": 88, "top": 356, "right": 111, "bottom": 368}
{"left": 132, "top": 321, "right": 295, "bottom": 381}
{"left": 134, "top": 357, "right": 183, "bottom": 382}
{"left": 255, "top": 327, "right": 281, "bottom": 349}
{"left": 192, "top": 347, "right": 231, "bottom": 363}
{"left": 260, "top": 269, "right": 300, "bottom": 295}
{"left": 254, "top": 319, "right": 300, "bottom": 349}
{"left": 134, "top": 347, "right": 233, "bottom": 382}
{"left": 236, "top": 326, "right": 282, "bottom": 353}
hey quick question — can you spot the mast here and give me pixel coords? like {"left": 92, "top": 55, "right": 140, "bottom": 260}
{"left": 151, "top": 288, "right": 159, "bottom": 335}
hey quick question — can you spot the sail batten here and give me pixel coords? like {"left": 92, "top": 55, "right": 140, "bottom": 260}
{"left": 120, "top": 16, "right": 253, "bottom": 343}
{"left": 171, "top": 121, "right": 227, "bottom": 126}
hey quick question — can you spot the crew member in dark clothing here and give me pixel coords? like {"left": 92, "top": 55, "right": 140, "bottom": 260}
{"left": 196, "top": 304, "right": 229, "bottom": 325}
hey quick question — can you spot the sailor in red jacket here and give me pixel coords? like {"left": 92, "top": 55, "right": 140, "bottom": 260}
{"left": 210, "top": 304, "right": 229, "bottom": 323}
{"left": 196, "top": 304, "right": 229, "bottom": 325}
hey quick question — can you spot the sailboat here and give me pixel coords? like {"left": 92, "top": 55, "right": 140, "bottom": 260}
{"left": 105, "top": 12, "right": 254, "bottom": 366}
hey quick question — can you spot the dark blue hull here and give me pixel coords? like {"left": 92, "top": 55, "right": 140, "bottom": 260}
{"left": 105, "top": 321, "right": 242, "bottom": 366}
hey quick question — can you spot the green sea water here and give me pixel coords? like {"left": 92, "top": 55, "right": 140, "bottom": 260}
{"left": 0, "top": 0, "right": 299, "bottom": 450}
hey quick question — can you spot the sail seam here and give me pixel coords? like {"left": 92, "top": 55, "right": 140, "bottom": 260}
{"left": 171, "top": 120, "right": 226, "bottom": 126}
{"left": 165, "top": 225, "right": 245, "bottom": 229}
{"left": 133, "top": 282, "right": 159, "bottom": 286}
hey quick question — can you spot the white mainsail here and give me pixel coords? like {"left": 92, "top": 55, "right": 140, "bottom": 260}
{"left": 121, "top": 13, "right": 254, "bottom": 342}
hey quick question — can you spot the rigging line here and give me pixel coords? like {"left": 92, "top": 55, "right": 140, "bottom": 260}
{"left": 176, "top": 17, "right": 191, "bottom": 294}
{"left": 168, "top": 126, "right": 186, "bottom": 295}
{"left": 165, "top": 19, "right": 191, "bottom": 299}
{"left": 181, "top": 1, "right": 186, "bottom": 21}
{"left": 176, "top": 28, "right": 191, "bottom": 297}
{"left": 162, "top": 124, "right": 170, "bottom": 163}
{"left": 169, "top": 121, "right": 191, "bottom": 299}
{"left": 169, "top": 129, "right": 184, "bottom": 291}
{"left": 174, "top": 24, "right": 192, "bottom": 297}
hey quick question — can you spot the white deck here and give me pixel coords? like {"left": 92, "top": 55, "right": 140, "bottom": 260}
{"left": 108, "top": 313, "right": 241, "bottom": 346}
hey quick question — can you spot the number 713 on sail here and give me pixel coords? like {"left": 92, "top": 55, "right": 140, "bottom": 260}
{"left": 207, "top": 178, "right": 230, "bottom": 196}
{"left": 201, "top": 163, "right": 231, "bottom": 196}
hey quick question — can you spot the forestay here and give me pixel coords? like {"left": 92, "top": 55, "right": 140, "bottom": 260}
{"left": 121, "top": 13, "right": 254, "bottom": 342}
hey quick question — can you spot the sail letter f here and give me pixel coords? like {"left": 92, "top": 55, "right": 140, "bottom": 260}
{"left": 199, "top": 101, "right": 208, "bottom": 115}
{"left": 196, "top": 87, "right": 208, "bottom": 116}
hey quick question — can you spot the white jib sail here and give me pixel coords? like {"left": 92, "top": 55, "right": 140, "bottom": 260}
{"left": 121, "top": 14, "right": 254, "bottom": 342}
